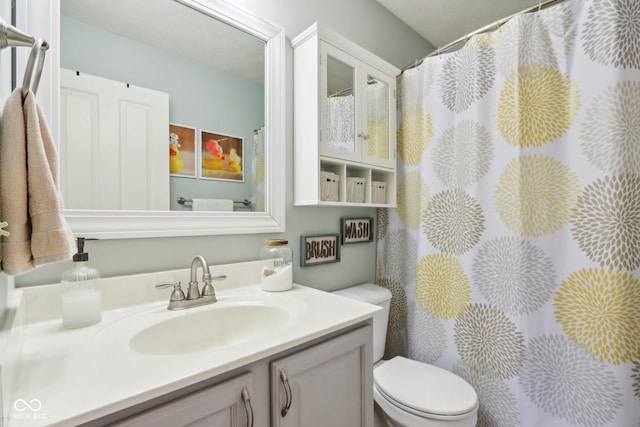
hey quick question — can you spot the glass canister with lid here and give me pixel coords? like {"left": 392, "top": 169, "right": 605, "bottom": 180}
{"left": 260, "top": 239, "right": 293, "bottom": 291}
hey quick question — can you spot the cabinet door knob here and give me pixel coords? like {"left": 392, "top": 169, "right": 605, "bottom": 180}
{"left": 241, "top": 386, "right": 254, "bottom": 427}
{"left": 280, "top": 369, "right": 293, "bottom": 417}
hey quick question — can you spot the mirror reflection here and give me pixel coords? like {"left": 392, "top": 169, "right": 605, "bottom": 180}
{"left": 60, "top": 0, "right": 266, "bottom": 212}
{"left": 326, "top": 55, "right": 355, "bottom": 154}
{"left": 325, "top": 56, "right": 390, "bottom": 163}
{"left": 366, "top": 76, "right": 389, "bottom": 161}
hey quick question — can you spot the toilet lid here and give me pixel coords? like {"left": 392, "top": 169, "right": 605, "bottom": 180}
{"left": 374, "top": 356, "right": 477, "bottom": 417}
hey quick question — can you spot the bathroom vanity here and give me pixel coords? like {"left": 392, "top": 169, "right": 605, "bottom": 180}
{"left": 106, "top": 325, "right": 371, "bottom": 427}
{"left": 1, "top": 260, "right": 378, "bottom": 426}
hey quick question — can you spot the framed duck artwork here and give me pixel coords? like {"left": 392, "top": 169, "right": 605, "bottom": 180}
{"left": 199, "top": 130, "right": 244, "bottom": 182}
{"left": 169, "top": 124, "right": 197, "bottom": 178}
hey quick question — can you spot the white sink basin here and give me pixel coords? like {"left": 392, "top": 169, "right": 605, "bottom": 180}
{"left": 130, "top": 304, "right": 290, "bottom": 355}
{"left": 93, "top": 292, "right": 307, "bottom": 356}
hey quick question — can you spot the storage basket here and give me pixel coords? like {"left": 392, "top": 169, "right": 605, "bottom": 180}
{"left": 371, "top": 181, "right": 387, "bottom": 204}
{"left": 320, "top": 171, "right": 339, "bottom": 201}
{"left": 346, "top": 177, "right": 366, "bottom": 203}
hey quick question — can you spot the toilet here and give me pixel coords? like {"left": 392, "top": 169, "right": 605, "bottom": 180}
{"left": 333, "top": 284, "right": 478, "bottom": 427}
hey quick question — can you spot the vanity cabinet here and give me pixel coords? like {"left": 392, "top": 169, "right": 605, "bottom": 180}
{"left": 86, "top": 324, "right": 372, "bottom": 427}
{"left": 293, "top": 23, "right": 399, "bottom": 207}
{"left": 110, "top": 372, "right": 256, "bottom": 427}
{"left": 270, "top": 324, "right": 373, "bottom": 426}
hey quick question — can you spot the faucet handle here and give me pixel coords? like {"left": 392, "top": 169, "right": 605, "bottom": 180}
{"left": 155, "top": 280, "right": 186, "bottom": 302}
{"left": 201, "top": 274, "right": 226, "bottom": 299}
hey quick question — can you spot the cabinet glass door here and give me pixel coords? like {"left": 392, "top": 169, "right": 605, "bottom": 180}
{"left": 366, "top": 76, "right": 389, "bottom": 160}
{"left": 321, "top": 44, "right": 359, "bottom": 162}
{"left": 363, "top": 72, "right": 395, "bottom": 168}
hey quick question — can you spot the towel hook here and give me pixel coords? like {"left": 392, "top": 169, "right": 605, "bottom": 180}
{"left": 21, "top": 38, "right": 49, "bottom": 98}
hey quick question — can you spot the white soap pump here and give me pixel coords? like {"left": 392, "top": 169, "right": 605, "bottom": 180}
{"left": 61, "top": 237, "right": 102, "bottom": 329}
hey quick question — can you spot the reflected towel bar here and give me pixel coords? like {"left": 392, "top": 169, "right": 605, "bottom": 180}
{"left": 177, "top": 197, "right": 253, "bottom": 208}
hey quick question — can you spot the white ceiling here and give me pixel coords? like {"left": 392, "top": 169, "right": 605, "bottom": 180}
{"left": 377, "top": 0, "right": 547, "bottom": 50}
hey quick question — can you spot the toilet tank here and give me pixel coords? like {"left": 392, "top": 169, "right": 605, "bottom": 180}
{"left": 332, "top": 283, "right": 392, "bottom": 363}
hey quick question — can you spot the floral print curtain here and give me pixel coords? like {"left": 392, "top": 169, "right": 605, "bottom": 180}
{"left": 327, "top": 94, "right": 355, "bottom": 152}
{"left": 367, "top": 81, "right": 390, "bottom": 159}
{"left": 252, "top": 127, "right": 265, "bottom": 211}
{"left": 376, "top": 0, "right": 640, "bottom": 425}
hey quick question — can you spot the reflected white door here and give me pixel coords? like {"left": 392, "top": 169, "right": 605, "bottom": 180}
{"left": 60, "top": 68, "right": 169, "bottom": 210}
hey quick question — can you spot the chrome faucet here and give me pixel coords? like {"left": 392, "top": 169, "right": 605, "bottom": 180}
{"left": 155, "top": 255, "right": 226, "bottom": 310}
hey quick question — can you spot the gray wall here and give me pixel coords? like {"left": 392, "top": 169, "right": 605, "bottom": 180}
{"left": 15, "top": 0, "right": 433, "bottom": 290}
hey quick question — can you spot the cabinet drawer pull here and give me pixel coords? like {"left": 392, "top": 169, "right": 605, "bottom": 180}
{"left": 241, "top": 386, "right": 254, "bottom": 427}
{"left": 280, "top": 369, "right": 293, "bottom": 417}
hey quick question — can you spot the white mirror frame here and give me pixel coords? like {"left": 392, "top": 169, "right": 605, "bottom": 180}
{"left": 18, "top": 0, "right": 285, "bottom": 239}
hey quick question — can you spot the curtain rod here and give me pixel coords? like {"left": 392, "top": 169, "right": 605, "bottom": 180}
{"left": 401, "top": 0, "right": 568, "bottom": 73}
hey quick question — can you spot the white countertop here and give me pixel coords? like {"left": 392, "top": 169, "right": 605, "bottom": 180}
{"left": 2, "top": 261, "right": 379, "bottom": 426}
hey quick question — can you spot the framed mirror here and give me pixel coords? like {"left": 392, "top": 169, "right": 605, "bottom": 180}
{"left": 19, "top": 0, "right": 285, "bottom": 239}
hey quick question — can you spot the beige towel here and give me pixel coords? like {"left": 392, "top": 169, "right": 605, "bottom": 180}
{"left": 24, "top": 91, "right": 75, "bottom": 267}
{"left": 0, "top": 89, "right": 75, "bottom": 275}
{"left": 0, "top": 89, "right": 32, "bottom": 275}
{"left": 191, "top": 198, "right": 234, "bottom": 211}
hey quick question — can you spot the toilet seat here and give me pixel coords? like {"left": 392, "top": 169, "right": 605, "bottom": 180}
{"left": 374, "top": 356, "right": 478, "bottom": 419}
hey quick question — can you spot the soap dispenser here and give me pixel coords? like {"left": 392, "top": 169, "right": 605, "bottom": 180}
{"left": 61, "top": 237, "right": 102, "bottom": 329}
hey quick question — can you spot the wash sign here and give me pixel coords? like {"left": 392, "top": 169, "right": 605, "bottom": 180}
{"left": 341, "top": 218, "right": 374, "bottom": 244}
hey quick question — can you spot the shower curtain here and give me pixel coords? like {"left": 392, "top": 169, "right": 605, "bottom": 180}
{"left": 377, "top": 1, "right": 640, "bottom": 426}
{"left": 252, "top": 127, "right": 265, "bottom": 212}
{"left": 367, "top": 80, "right": 390, "bottom": 159}
{"left": 327, "top": 93, "right": 356, "bottom": 152}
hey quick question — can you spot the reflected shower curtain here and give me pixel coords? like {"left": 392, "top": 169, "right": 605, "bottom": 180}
{"left": 327, "top": 94, "right": 355, "bottom": 152}
{"left": 377, "top": 1, "right": 640, "bottom": 426}
{"left": 367, "top": 81, "right": 389, "bottom": 159}
{"left": 252, "top": 127, "right": 265, "bottom": 211}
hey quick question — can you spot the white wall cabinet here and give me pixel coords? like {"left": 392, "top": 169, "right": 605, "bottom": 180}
{"left": 83, "top": 324, "right": 372, "bottom": 427}
{"left": 293, "top": 24, "right": 399, "bottom": 207}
